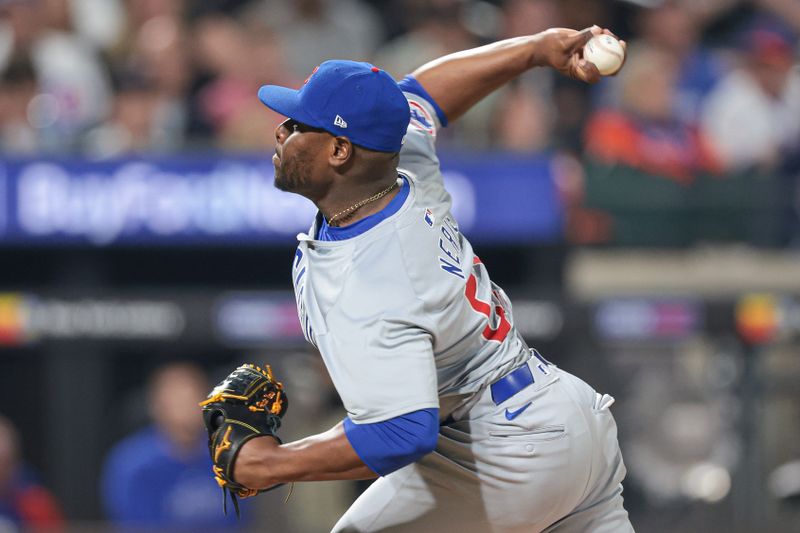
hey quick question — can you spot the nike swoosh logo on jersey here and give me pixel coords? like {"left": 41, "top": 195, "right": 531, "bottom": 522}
{"left": 504, "top": 402, "right": 532, "bottom": 421}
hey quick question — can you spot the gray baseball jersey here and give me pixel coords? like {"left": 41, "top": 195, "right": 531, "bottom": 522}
{"left": 292, "top": 92, "right": 633, "bottom": 532}
{"left": 291, "top": 91, "right": 529, "bottom": 424}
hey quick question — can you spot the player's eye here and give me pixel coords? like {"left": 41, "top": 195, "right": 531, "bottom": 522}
{"left": 280, "top": 117, "right": 326, "bottom": 135}
{"left": 280, "top": 118, "right": 301, "bottom": 134}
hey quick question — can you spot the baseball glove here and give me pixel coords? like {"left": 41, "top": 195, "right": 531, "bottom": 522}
{"left": 200, "top": 363, "right": 288, "bottom": 516}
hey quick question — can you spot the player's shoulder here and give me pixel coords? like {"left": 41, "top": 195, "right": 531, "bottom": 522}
{"left": 339, "top": 197, "right": 447, "bottom": 293}
{"left": 398, "top": 75, "right": 447, "bottom": 133}
{"left": 398, "top": 77, "right": 444, "bottom": 165}
{"left": 394, "top": 193, "right": 468, "bottom": 291}
{"left": 401, "top": 94, "right": 438, "bottom": 152}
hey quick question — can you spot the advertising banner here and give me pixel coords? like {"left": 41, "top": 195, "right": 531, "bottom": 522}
{"left": 0, "top": 153, "right": 562, "bottom": 246}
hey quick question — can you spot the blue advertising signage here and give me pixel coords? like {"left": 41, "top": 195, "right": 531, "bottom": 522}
{"left": 0, "top": 153, "right": 562, "bottom": 246}
{"left": 594, "top": 297, "right": 704, "bottom": 341}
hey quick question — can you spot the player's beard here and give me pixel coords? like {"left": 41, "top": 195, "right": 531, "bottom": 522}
{"left": 274, "top": 150, "right": 313, "bottom": 193}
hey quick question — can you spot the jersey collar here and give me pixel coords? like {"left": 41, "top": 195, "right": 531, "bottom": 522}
{"left": 315, "top": 175, "right": 409, "bottom": 241}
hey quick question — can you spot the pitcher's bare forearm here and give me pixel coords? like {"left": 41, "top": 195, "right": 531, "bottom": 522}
{"left": 412, "top": 27, "right": 613, "bottom": 123}
{"left": 233, "top": 422, "right": 377, "bottom": 489}
{"left": 412, "top": 36, "right": 545, "bottom": 122}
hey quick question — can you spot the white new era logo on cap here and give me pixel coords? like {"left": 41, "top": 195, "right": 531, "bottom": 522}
{"left": 334, "top": 115, "right": 348, "bottom": 128}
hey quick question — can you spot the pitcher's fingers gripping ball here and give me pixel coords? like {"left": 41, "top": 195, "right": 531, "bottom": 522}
{"left": 199, "top": 363, "right": 289, "bottom": 516}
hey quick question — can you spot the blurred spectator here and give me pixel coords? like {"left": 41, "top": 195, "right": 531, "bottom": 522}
{"left": 0, "top": 0, "right": 112, "bottom": 151}
{"left": 121, "top": 0, "right": 185, "bottom": 38}
{"left": 104, "top": 0, "right": 185, "bottom": 65}
{"left": 101, "top": 362, "right": 245, "bottom": 531}
{"left": 191, "top": 14, "right": 293, "bottom": 150}
{"left": 83, "top": 68, "right": 160, "bottom": 157}
{"left": 487, "top": 0, "right": 560, "bottom": 152}
{"left": 634, "top": 0, "right": 729, "bottom": 124}
{"left": 502, "top": 0, "right": 561, "bottom": 38}
{"left": 559, "top": 0, "right": 612, "bottom": 35}
{"left": 0, "top": 415, "right": 63, "bottom": 532}
{"left": 376, "top": 0, "right": 490, "bottom": 147}
{"left": 491, "top": 80, "right": 553, "bottom": 152}
{"left": 584, "top": 44, "right": 721, "bottom": 184}
{"left": 278, "top": 352, "right": 356, "bottom": 533}
{"left": 128, "top": 0, "right": 185, "bottom": 21}
{"left": 498, "top": 0, "right": 600, "bottom": 152}
{"left": 248, "top": 0, "right": 383, "bottom": 78}
{"left": 131, "top": 15, "right": 191, "bottom": 148}
{"left": 0, "top": 52, "right": 39, "bottom": 152}
{"left": 69, "top": 0, "right": 126, "bottom": 52}
{"left": 757, "top": 0, "right": 800, "bottom": 34}
{"left": 701, "top": 19, "right": 800, "bottom": 172}
{"left": 85, "top": 15, "right": 191, "bottom": 156}
{"left": 374, "top": 0, "right": 474, "bottom": 81}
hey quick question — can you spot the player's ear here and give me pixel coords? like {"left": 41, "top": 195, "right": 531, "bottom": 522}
{"left": 329, "top": 136, "right": 354, "bottom": 169}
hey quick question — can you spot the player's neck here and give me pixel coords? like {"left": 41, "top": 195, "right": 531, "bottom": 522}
{"left": 319, "top": 169, "right": 400, "bottom": 227}
{"left": 316, "top": 161, "right": 398, "bottom": 227}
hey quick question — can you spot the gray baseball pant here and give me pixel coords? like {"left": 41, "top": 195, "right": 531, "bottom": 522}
{"left": 332, "top": 359, "right": 634, "bottom": 533}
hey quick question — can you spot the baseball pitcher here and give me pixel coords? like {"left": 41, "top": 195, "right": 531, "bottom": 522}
{"left": 202, "top": 25, "right": 634, "bottom": 532}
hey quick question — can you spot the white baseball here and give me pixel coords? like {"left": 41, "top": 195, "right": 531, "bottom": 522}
{"left": 583, "top": 34, "right": 625, "bottom": 76}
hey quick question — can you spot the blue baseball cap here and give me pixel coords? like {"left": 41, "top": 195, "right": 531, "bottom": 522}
{"left": 258, "top": 60, "right": 410, "bottom": 153}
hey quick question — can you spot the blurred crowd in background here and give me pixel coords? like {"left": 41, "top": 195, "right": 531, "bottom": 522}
{"left": 0, "top": 0, "right": 796, "bottom": 161}
{"left": 1, "top": 0, "right": 800, "bottom": 532}
{"left": 1, "top": 0, "right": 799, "bottom": 244}
{"left": 0, "top": 354, "right": 357, "bottom": 532}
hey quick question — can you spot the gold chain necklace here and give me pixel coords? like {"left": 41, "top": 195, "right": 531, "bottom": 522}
{"left": 327, "top": 179, "right": 399, "bottom": 225}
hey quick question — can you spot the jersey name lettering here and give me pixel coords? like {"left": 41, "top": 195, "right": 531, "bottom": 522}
{"left": 438, "top": 216, "right": 464, "bottom": 279}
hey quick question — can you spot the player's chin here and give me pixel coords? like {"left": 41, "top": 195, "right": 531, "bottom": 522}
{"left": 273, "top": 171, "right": 292, "bottom": 192}
{"left": 273, "top": 175, "right": 286, "bottom": 191}
{"left": 273, "top": 160, "right": 287, "bottom": 190}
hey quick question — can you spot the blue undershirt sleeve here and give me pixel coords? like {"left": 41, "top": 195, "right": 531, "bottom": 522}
{"left": 343, "top": 408, "right": 439, "bottom": 476}
{"left": 397, "top": 76, "right": 449, "bottom": 127}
